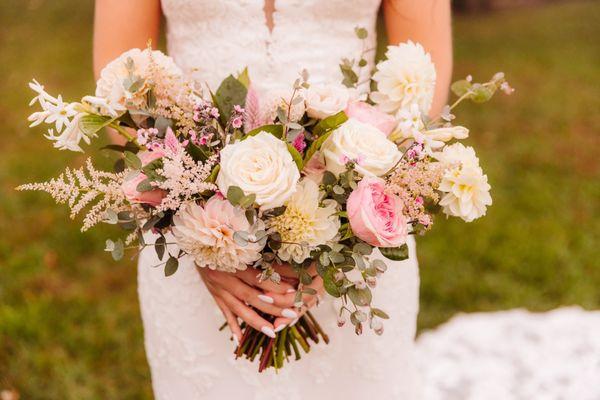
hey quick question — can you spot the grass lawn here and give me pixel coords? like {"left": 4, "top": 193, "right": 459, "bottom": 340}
{"left": 1, "top": 1, "right": 598, "bottom": 398}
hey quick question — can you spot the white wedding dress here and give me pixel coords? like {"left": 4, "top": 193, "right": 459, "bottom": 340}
{"left": 137, "top": 1, "right": 422, "bottom": 399}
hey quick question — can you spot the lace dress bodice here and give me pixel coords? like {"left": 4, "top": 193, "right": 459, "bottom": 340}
{"left": 137, "top": 1, "right": 423, "bottom": 399}
{"left": 161, "top": 0, "right": 380, "bottom": 95}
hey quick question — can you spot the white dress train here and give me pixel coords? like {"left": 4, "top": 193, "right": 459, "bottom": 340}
{"left": 138, "top": 1, "right": 423, "bottom": 399}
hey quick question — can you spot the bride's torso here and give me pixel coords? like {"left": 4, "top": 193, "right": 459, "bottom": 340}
{"left": 161, "top": 0, "right": 380, "bottom": 94}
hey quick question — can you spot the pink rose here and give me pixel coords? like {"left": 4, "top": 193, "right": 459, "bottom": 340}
{"left": 302, "top": 151, "right": 327, "bottom": 184}
{"left": 345, "top": 101, "right": 396, "bottom": 136}
{"left": 121, "top": 150, "right": 166, "bottom": 207}
{"left": 346, "top": 177, "right": 408, "bottom": 247}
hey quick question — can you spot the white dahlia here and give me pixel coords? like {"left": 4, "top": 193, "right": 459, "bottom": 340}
{"left": 435, "top": 143, "right": 492, "bottom": 222}
{"left": 439, "top": 165, "right": 492, "bottom": 222}
{"left": 270, "top": 179, "right": 340, "bottom": 263}
{"left": 371, "top": 41, "right": 436, "bottom": 115}
{"left": 95, "top": 48, "right": 182, "bottom": 110}
{"left": 172, "top": 196, "right": 266, "bottom": 272}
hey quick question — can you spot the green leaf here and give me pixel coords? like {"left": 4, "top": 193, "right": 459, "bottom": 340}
{"left": 244, "top": 124, "right": 284, "bottom": 139}
{"left": 378, "top": 243, "right": 409, "bottom": 261}
{"left": 136, "top": 178, "right": 153, "bottom": 192}
{"left": 101, "top": 141, "right": 139, "bottom": 154}
{"left": 451, "top": 79, "right": 472, "bottom": 97}
{"left": 238, "top": 193, "right": 256, "bottom": 209}
{"left": 354, "top": 27, "right": 368, "bottom": 39}
{"left": 79, "top": 114, "right": 115, "bottom": 136}
{"left": 237, "top": 67, "right": 251, "bottom": 89}
{"left": 186, "top": 142, "right": 210, "bottom": 162}
{"left": 303, "top": 130, "right": 332, "bottom": 165}
{"left": 347, "top": 286, "right": 372, "bottom": 307}
{"left": 213, "top": 74, "right": 248, "bottom": 125}
{"left": 227, "top": 186, "right": 245, "bottom": 206}
{"left": 286, "top": 143, "right": 304, "bottom": 171}
{"left": 313, "top": 111, "right": 348, "bottom": 136}
{"left": 155, "top": 236, "right": 166, "bottom": 260}
{"left": 206, "top": 165, "right": 220, "bottom": 183}
{"left": 323, "top": 268, "right": 342, "bottom": 297}
{"left": 110, "top": 239, "right": 124, "bottom": 261}
{"left": 164, "top": 256, "right": 179, "bottom": 277}
{"left": 470, "top": 84, "right": 494, "bottom": 103}
{"left": 124, "top": 151, "right": 142, "bottom": 170}
{"left": 371, "top": 308, "right": 390, "bottom": 319}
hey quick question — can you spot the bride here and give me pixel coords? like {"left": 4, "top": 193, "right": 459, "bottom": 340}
{"left": 94, "top": 1, "right": 451, "bottom": 398}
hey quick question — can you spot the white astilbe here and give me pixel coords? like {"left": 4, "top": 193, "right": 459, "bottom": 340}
{"left": 28, "top": 79, "right": 92, "bottom": 152}
{"left": 155, "top": 151, "right": 218, "bottom": 212}
{"left": 17, "top": 159, "right": 128, "bottom": 231}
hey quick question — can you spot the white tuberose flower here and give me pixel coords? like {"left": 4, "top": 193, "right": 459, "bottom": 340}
{"left": 270, "top": 179, "right": 340, "bottom": 263}
{"left": 95, "top": 48, "right": 182, "bottom": 109}
{"left": 217, "top": 132, "right": 300, "bottom": 210}
{"left": 321, "top": 118, "right": 402, "bottom": 177}
{"left": 172, "top": 196, "right": 266, "bottom": 273}
{"left": 436, "top": 143, "right": 492, "bottom": 222}
{"left": 371, "top": 41, "right": 436, "bottom": 115}
{"left": 304, "top": 84, "right": 350, "bottom": 119}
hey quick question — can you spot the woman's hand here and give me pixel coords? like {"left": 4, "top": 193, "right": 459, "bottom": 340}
{"left": 198, "top": 267, "right": 299, "bottom": 343}
{"left": 266, "top": 263, "right": 325, "bottom": 331}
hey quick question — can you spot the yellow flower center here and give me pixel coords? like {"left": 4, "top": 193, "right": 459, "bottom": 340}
{"left": 270, "top": 205, "right": 313, "bottom": 243}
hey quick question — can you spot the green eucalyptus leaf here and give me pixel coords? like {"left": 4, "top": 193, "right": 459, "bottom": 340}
{"left": 124, "top": 151, "right": 142, "bottom": 170}
{"left": 155, "top": 236, "right": 166, "bottom": 261}
{"left": 451, "top": 79, "right": 472, "bottom": 97}
{"left": 111, "top": 239, "right": 124, "bottom": 261}
{"left": 227, "top": 186, "right": 245, "bottom": 206}
{"left": 379, "top": 243, "right": 409, "bottom": 261}
{"left": 347, "top": 286, "right": 372, "bottom": 307}
{"left": 371, "top": 308, "right": 390, "bottom": 319}
{"left": 164, "top": 256, "right": 179, "bottom": 277}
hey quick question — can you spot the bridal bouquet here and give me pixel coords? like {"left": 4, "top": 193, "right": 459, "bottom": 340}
{"left": 19, "top": 29, "right": 512, "bottom": 371}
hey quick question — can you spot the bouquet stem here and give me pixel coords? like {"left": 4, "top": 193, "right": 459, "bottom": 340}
{"left": 233, "top": 311, "right": 328, "bottom": 372}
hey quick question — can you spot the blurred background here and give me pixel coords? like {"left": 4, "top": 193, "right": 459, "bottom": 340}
{"left": 0, "top": 0, "right": 598, "bottom": 398}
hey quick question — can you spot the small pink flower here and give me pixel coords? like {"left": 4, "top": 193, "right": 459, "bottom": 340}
{"left": 231, "top": 116, "right": 243, "bottom": 129}
{"left": 347, "top": 177, "right": 408, "bottom": 247}
{"left": 292, "top": 132, "right": 307, "bottom": 153}
{"left": 121, "top": 150, "right": 167, "bottom": 207}
{"left": 345, "top": 101, "right": 396, "bottom": 136}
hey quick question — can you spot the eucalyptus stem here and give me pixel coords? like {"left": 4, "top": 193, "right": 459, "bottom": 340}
{"left": 109, "top": 122, "right": 138, "bottom": 144}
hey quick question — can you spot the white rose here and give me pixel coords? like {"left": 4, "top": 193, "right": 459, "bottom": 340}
{"left": 321, "top": 118, "right": 402, "bottom": 177}
{"left": 217, "top": 132, "right": 300, "bottom": 210}
{"left": 371, "top": 41, "right": 436, "bottom": 115}
{"left": 304, "top": 84, "right": 350, "bottom": 119}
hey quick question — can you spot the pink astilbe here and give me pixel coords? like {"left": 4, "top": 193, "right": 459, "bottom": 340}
{"left": 385, "top": 158, "right": 444, "bottom": 230}
{"left": 16, "top": 158, "right": 128, "bottom": 231}
{"left": 243, "top": 85, "right": 264, "bottom": 131}
{"left": 155, "top": 149, "right": 218, "bottom": 212}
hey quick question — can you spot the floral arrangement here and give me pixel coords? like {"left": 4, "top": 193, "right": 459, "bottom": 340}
{"left": 19, "top": 29, "right": 512, "bottom": 371}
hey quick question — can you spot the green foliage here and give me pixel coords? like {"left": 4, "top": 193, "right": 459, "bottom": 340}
{"left": 212, "top": 74, "right": 247, "bottom": 125}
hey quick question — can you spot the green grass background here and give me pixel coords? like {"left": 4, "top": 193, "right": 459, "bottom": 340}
{"left": 1, "top": 1, "right": 598, "bottom": 398}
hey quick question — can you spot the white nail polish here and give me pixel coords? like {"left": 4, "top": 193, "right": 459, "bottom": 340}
{"left": 274, "top": 324, "right": 287, "bottom": 333}
{"left": 257, "top": 294, "right": 274, "bottom": 304}
{"left": 286, "top": 288, "right": 296, "bottom": 294}
{"left": 261, "top": 326, "right": 276, "bottom": 338}
{"left": 290, "top": 318, "right": 299, "bottom": 327}
{"left": 232, "top": 335, "right": 240, "bottom": 347}
{"left": 282, "top": 308, "right": 298, "bottom": 319}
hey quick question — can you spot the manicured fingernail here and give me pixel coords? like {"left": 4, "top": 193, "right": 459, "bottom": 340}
{"left": 258, "top": 294, "right": 274, "bottom": 304}
{"left": 282, "top": 308, "right": 298, "bottom": 319}
{"left": 261, "top": 326, "right": 276, "bottom": 338}
{"left": 232, "top": 334, "right": 240, "bottom": 347}
{"left": 286, "top": 288, "right": 296, "bottom": 294}
{"left": 290, "top": 318, "right": 299, "bottom": 326}
{"left": 274, "top": 324, "right": 287, "bottom": 333}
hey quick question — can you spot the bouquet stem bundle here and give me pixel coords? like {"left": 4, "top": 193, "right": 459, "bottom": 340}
{"left": 233, "top": 311, "right": 328, "bottom": 372}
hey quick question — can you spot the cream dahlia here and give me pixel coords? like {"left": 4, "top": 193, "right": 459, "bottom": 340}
{"left": 270, "top": 179, "right": 340, "bottom": 263}
{"left": 371, "top": 41, "right": 436, "bottom": 115}
{"left": 172, "top": 196, "right": 265, "bottom": 272}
